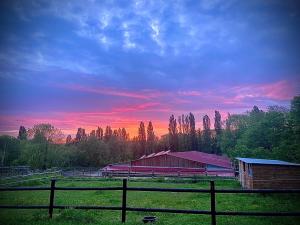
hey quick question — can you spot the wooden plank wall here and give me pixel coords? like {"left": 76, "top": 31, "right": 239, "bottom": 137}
{"left": 131, "top": 155, "right": 205, "bottom": 168}
{"left": 252, "top": 165, "right": 300, "bottom": 189}
{"left": 238, "top": 161, "right": 253, "bottom": 189}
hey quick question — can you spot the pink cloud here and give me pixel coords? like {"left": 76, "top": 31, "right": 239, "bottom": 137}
{"left": 54, "top": 83, "right": 174, "bottom": 100}
{"left": 229, "top": 80, "right": 298, "bottom": 101}
{"left": 258, "top": 80, "right": 298, "bottom": 100}
{"left": 177, "top": 90, "right": 202, "bottom": 96}
{"left": 56, "top": 83, "right": 150, "bottom": 99}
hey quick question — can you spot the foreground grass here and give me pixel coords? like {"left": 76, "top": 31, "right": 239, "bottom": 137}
{"left": 0, "top": 178, "right": 299, "bottom": 225}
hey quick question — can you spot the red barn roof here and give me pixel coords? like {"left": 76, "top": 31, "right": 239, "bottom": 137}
{"left": 168, "top": 151, "right": 231, "bottom": 168}
{"left": 133, "top": 150, "right": 232, "bottom": 169}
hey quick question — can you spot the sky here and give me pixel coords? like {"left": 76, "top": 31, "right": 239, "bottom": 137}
{"left": 0, "top": 0, "right": 300, "bottom": 138}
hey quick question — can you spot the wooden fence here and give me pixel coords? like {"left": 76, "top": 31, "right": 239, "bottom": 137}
{"left": 1, "top": 179, "right": 300, "bottom": 225}
{"left": 101, "top": 169, "right": 236, "bottom": 179}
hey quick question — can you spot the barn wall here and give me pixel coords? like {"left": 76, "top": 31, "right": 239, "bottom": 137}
{"left": 131, "top": 154, "right": 205, "bottom": 168}
{"left": 251, "top": 165, "right": 300, "bottom": 189}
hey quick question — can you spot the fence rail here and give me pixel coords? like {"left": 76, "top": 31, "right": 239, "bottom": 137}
{"left": 0, "top": 179, "right": 300, "bottom": 225}
{"left": 101, "top": 170, "right": 236, "bottom": 179}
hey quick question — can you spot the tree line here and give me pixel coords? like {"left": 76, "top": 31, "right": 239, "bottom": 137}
{"left": 167, "top": 111, "right": 222, "bottom": 154}
{"left": 0, "top": 96, "right": 299, "bottom": 168}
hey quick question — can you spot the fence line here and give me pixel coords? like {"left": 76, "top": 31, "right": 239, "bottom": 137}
{"left": 0, "top": 170, "right": 62, "bottom": 187}
{"left": 0, "top": 179, "right": 300, "bottom": 225}
{"left": 1, "top": 170, "right": 61, "bottom": 180}
{"left": 101, "top": 170, "right": 236, "bottom": 179}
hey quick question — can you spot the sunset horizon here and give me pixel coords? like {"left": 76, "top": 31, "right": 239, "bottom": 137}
{"left": 0, "top": 98, "right": 296, "bottom": 139}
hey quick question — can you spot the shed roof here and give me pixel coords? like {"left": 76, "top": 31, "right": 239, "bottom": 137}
{"left": 236, "top": 157, "right": 300, "bottom": 166}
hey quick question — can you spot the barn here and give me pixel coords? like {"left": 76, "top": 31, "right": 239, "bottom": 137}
{"left": 104, "top": 150, "right": 234, "bottom": 177}
{"left": 236, "top": 157, "right": 300, "bottom": 189}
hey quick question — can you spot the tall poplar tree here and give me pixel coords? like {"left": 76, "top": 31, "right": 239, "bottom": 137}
{"left": 104, "top": 126, "right": 112, "bottom": 142}
{"left": 188, "top": 112, "right": 197, "bottom": 150}
{"left": 202, "top": 115, "right": 212, "bottom": 153}
{"left": 146, "top": 121, "right": 155, "bottom": 154}
{"left": 138, "top": 122, "right": 146, "bottom": 156}
{"left": 96, "top": 127, "right": 103, "bottom": 140}
{"left": 17, "top": 126, "right": 27, "bottom": 140}
{"left": 168, "top": 115, "right": 178, "bottom": 151}
{"left": 214, "top": 110, "right": 222, "bottom": 154}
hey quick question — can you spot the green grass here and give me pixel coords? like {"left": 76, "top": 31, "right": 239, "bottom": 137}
{"left": 0, "top": 178, "right": 299, "bottom": 225}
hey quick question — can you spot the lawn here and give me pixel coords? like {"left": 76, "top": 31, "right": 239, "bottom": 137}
{"left": 0, "top": 177, "right": 299, "bottom": 225}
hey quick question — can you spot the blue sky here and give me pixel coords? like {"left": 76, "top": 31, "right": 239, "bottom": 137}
{"left": 0, "top": 0, "right": 299, "bottom": 137}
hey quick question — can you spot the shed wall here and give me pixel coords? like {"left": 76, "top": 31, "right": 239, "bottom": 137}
{"left": 238, "top": 161, "right": 253, "bottom": 189}
{"left": 252, "top": 164, "right": 300, "bottom": 189}
{"left": 238, "top": 161, "right": 300, "bottom": 189}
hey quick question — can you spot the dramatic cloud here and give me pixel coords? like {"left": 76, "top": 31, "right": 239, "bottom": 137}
{"left": 0, "top": 0, "right": 299, "bottom": 137}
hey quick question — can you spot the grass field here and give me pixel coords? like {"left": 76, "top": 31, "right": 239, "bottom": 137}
{"left": 0, "top": 177, "right": 299, "bottom": 225}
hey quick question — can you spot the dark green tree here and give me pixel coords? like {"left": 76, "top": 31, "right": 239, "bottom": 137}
{"left": 138, "top": 122, "right": 146, "bottom": 156}
{"left": 146, "top": 121, "right": 155, "bottom": 154}
{"left": 214, "top": 110, "right": 222, "bottom": 154}
{"left": 188, "top": 113, "right": 197, "bottom": 150}
{"left": 104, "top": 126, "right": 113, "bottom": 142}
{"left": 28, "top": 124, "right": 64, "bottom": 169}
{"left": 76, "top": 136, "right": 109, "bottom": 167}
{"left": 121, "top": 128, "right": 129, "bottom": 141}
{"left": 168, "top": 115, "right": 178, "bottom": 151}
{"left": 196, "top": 128, "right": 202, "bottom": 151}
{"left": 18, "top": 126, "right": 27, "bottom": 140}
{"left": 66, "top": 135, "right": 72, "bottom": 145}
{"left": 75, "top": 128, "right": 87, "bottom": 142}
{"left": 290, "top": 96, "right": 300, "bottom": 138}
{"left": 96, "top": 127, "right": 104, "bottom": 140}
{"left": 202, "top": 115, "right": 212, "bottom": 153}
{"left": 0, "top": 136, "right": 20, "bottom": 166}
{"left": 90, "top": 130, "right": 96, "bottom": 137}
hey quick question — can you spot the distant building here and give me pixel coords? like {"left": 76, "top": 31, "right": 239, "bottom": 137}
{"left": 104, "top": 151, "right": 234, "bottom": 177}
{"left": 236, "top": 157, "right": 300, "bottom": 189}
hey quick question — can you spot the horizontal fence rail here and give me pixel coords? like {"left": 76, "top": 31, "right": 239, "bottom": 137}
{"left": 0, "top": 179, "right": 300, "bottom": 225}
{"left": 101, "top": 170, "right": 236, "bottom": 179}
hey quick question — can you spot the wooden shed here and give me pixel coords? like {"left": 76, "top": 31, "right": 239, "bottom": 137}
{"left": 236, "top": 157, "right": 300, "bottom": 189}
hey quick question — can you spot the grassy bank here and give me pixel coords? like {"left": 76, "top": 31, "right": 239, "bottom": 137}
{"left": 0, "top": 178, "right": 299, "bottom": 225}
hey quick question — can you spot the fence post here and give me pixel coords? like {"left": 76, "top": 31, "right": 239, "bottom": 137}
{"left": 210, "top": 180, "right": 216, "bottom": 225}
{"left": 49, "top": 179, "right": 56, "bottom": 218}
{"left": 121, "top": 179, "right": 127, "bottom": 223}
